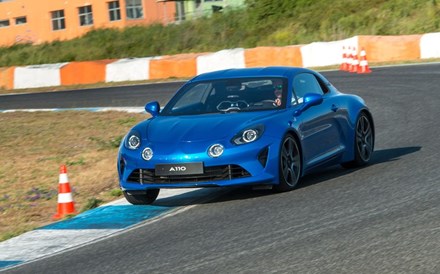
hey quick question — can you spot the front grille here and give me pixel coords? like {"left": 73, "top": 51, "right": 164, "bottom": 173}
{"left": 128, "top": 165, "right": 250, "bottom": 184}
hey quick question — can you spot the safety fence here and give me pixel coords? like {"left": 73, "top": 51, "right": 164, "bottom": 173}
{"left": 1, "top": 32, "right": 440, "bottom": 90}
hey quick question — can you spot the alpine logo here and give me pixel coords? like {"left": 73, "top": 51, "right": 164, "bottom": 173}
{"left": 169, "top": 166, "right": 187, "bottom": 172}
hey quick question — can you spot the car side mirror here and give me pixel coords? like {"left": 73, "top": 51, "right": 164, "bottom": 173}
{"left": 293, "top": 93, "right": 323, "bottom": 117}
{"left": 145, "top": 101, "right": 160, "bottom": 117}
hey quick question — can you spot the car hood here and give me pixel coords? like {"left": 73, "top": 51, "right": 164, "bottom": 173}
{"left": 146, "top": 112, "right": 271, "bottom": 143}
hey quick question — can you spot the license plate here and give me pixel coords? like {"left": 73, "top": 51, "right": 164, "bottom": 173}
{"left": 155, "top": 162, "right": 204, "bottom": 176}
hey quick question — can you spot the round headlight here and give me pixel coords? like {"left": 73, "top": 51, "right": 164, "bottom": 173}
{"left": 243, "top": 129, "right": 257, "bottom": 143}
{"left": 128, "top": 135, "right": 141, "bottom": 150}
{"left": 142, "top": 147, "right": 153, "bottom": 161}
{"left": 208, "top": 144, "right": 224, "bottom": 158}
{"left": 232, "top": 125, "right": 264, "bottom": 145}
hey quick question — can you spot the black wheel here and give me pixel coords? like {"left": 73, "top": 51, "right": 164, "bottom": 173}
{"left": 342, "top": 112, "right": 374, "bottom": 168}
{"left": 275, "top": 135, "right": 302, "bottom": 192}
{"left": 123, "top": 189, "right": 160, "bottom": 205}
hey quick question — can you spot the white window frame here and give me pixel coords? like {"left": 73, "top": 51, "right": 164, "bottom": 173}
{"left": 51, "top": 10, "right": 65, "bottom": 31}
{"left": 126, "top": 0, "right": 143, "bottom": 19}
{"left": 79, "top": 5, "right": 93, "bottom": 26}
{"left": 108, "top": 1, "right": 121, "bottom": 21}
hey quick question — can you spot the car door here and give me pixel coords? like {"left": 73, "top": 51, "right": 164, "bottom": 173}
{"left": 292, "top": 73, "right": 344, "bottom": 169}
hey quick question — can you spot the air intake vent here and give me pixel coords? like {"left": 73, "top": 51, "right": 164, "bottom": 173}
{"left": 258, "top": 147, "right": 269, "bottom": 167}
{"left": 128, "top": 165, "right": 250, "bottom": 184}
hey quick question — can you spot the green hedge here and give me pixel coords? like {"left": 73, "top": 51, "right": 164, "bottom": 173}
{"left": 1, "top": 0, "right": 439, "bottom": 67}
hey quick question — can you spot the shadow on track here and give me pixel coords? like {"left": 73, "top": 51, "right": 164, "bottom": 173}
{"left": 297, "top": 145, "right": 422, "bottom": 190}
{"left": 370, "top": 146, "right": 421, "bottom": 164}
{"left": 154, "top": 146, "right": 421, "bottom": 206}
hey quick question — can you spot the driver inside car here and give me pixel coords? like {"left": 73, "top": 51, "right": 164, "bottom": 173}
{"left": 273, "top": 80, "right": 283, "bottom": 107}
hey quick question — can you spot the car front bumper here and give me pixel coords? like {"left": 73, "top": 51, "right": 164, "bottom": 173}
{"left": 118, "top": 137, "right": 281, "bottom": 190}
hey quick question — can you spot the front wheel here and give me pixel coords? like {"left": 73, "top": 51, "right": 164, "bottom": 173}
{"left": 342, "top": 112, "right": 374, "bottom": 168}
{"left": 275, "top": 135, "right": 302, "bottom": 192}
{"left": 123, "top": 189, "right": 160, "bottom": 205}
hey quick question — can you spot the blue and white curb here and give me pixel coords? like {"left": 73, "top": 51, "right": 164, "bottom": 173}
{"left": 0, "top": 188, "right": 217, "bottom": 270}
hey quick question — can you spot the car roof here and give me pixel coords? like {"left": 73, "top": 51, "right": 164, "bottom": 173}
{"left": 190, "top": 66, "right": 315, "bottom": 82}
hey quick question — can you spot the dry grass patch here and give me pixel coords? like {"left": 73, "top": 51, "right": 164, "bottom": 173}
{"left": 0, "top": 111, "right": 147, "bottom": 241}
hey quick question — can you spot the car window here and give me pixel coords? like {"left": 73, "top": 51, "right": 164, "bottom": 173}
{"left": 161, "top": 77, "right": 288, "bottom": 116}
{"left": 292, "top": 73, "right": 324, "bottom": 105}
{"left": 172, "top": 82, "right": 211, "bottom": 109}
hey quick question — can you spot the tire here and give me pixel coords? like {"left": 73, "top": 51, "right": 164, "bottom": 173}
{"left": 275, "top": 135, "right": 302, "bottom": 192}
{"left": 342, "top": 112, "right": 374, "bottom": 168}
{"left": 123, "top": 189, "right": 160, "bottom": 205}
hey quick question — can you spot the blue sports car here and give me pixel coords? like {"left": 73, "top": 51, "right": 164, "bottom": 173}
{"left": 118, "top": 67, "right": 374, "bottom": 204}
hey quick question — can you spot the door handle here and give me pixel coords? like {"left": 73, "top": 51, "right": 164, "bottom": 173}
{"left": 331, "top": 104, "right": 339, "bottom": 112}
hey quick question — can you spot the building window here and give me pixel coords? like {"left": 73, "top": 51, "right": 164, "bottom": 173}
{"left": 0, "top": 19, "right": 10, "bottom": 28}
{"left": 108, "top": 1, "right": 121, "bottom": 21}
{"left": 51, "top": 10, "right": 65, "bottom": 30}
{"left": 15, "top": 16, "right": 27, "bottom": 25}
{"left": 126, "top": 0, "right": 143, "bottom": 19}
{"left": 79, "top": 5, "right": 93, "bottom": 26}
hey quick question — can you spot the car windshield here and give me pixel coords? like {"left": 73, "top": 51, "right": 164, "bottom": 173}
{"left": 161, "top": 77, "right": 287, "bottom": 116}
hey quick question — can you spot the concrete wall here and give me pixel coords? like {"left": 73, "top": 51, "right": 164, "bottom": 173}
{"left": 1, "top": 32, "right": 439, "bottom": 90}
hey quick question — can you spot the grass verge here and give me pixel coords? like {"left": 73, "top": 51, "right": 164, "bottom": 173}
{"left": 0, "top": 111, "right": 147, "bottom": 241}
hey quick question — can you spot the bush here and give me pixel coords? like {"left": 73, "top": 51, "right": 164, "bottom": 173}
{"left": 0, "top": 0, "right": 439, "bottom": 67}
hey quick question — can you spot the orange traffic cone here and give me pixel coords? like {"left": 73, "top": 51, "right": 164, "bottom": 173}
{"left": 358, "top": 48, "right": 372, "bottom": 74}
{"left": 340, "top": 46, "right": 348, "bottom": 71}
{"left": 350, "top": 47, "right": 359, "bottom": 73}
{"left": 346, "top": 46, "right": 353, "bottom": 72}
{"left": 53, "top": 165, "right": 77, "bottom": 220}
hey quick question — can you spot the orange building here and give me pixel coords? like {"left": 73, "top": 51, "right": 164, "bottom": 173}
{"left": 0, "top": 0, "right": 176, "bottom": 47}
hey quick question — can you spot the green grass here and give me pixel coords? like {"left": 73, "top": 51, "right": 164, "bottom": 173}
{"left": 80, "top": 198, "right": 104, "bottom": 212}
{"left": 109, "top": 188, "right": 123, "bottom": 197}
{"left": 0, "top": 111, "right": 146, "bottom": 241}
{"left": 0, "top": 0, "right": 439, "bottom": 67}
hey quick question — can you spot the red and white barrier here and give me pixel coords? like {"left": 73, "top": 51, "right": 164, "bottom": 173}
{"left": 13, "top": 63, "right": 67, "bottom": 89}
{"left": 196, "top": 48, "right": 245, "bottom": 75}
{"left": 300, "top": 37, "right": 358, "bottom": 68}
{"left": 106, "top": 57, "right": 158, "bottom": 82}
{"left": 420, "top": 32, "right": 440, "bottom": 59}
{"left": 2, "top": 32, "right": 440, "bottom": 90}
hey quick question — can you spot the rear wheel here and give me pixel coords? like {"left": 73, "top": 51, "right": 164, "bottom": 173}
{"left": 342, "top": 112, "right": 374, "bottom": 168}
{"left": 275, "top": 135, "right": 302, "bottom": 192}
{"left": 123, "top": 189, "right": 160, "bottom": 205}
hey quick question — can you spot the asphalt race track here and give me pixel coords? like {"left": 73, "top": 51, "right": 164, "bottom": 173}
{"left": 0, "top": 81, "right": 185, "bottom": 110}
{"left": 3, "top": 64, "right": 440, "bottom": 273}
